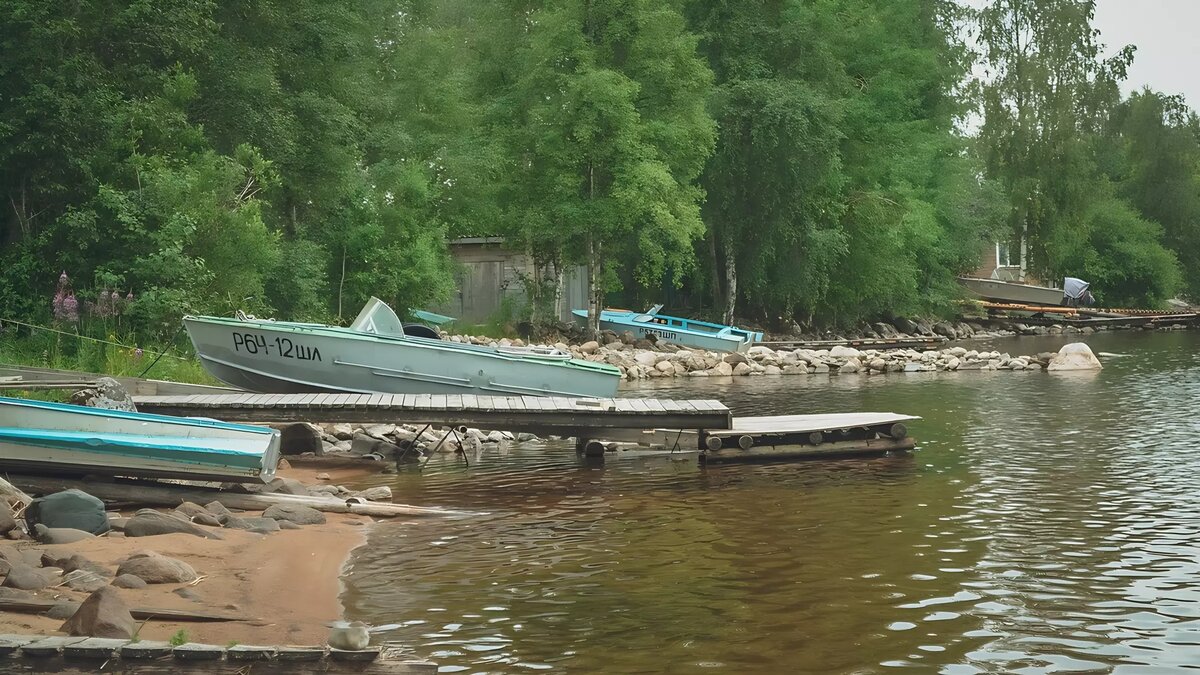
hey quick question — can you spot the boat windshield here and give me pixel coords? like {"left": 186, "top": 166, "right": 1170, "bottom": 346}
{"left": 633, "top": 314, "right": 657, "bottom": 323}
{"left": 349, "top": 297, "right": 406, "bottom": 337}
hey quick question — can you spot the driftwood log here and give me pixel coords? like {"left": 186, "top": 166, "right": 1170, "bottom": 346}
{"left": 0, "top": 476, "right": 33, "bottom": 508}
{"left": 5, "top": 476, "right": 463, "bottom": 519}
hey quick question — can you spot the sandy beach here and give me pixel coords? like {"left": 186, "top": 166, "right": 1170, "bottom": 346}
{"left": 0, "top": 466, "right": 382, "bottom": 646}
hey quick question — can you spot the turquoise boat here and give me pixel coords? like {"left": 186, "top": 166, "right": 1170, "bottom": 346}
{"left": 0, "top": 396, "right": 282, "bottom": 483}
{"left": 572, "top": 305, "right": 764, "bottom": 353}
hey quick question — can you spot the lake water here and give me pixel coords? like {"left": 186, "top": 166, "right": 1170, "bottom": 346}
{"left": 342, "top": 330, "right": 1200, "bottom": 673}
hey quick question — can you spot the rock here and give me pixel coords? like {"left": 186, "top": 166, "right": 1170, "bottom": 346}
{"left": 349, "top": 433, "right": 402, "bottom": 459}
{"left": 633, "top": 351, "right": 658, "bottom": 367}
{"left": 723, "top": 352, "right": 749, "bottom": 365}
{"left": 328, "top": 622, "right": 371, "bottom": 651}
{"left": 868, "top": 358, "right": 887, "bottom": 372}
{"left": 266, "top": 477, "right": 313, "bottom": 496}
{"left": 946, "top": 357, "right": 961, "bottom": 370}
{"left": 61, "top": 586, "right": 136, "bottom": 638}
{"left": 33, "top": 524, "right": 96, "bottom": 545}
{"left": 278, "top": 521, "right": 302, "bottom": 530}
{"left": 124, "top": 511, "right": 222, "bottom": 540}
{"left": 0, "top": 503, "right": 15, "bottom": 535}
{"left": 1, "top": 562, "right": 51, "bottom": 590}
{"left": 191, "top": 513, "right": 223, "bottom": 528}
{"left": 204, "top": 502, "right": 234, "bottom": 522}
{"left": 763, "top": 364, "right": 782, "bottom": 375}
{"left": 732, "top": 362, "right": 752, "bottom": 376}
{"left": 873, "top": 322, "right": 900, "bottom": 338}
{"left": 945, "top": 346, "right": 967, "bottom": 358}
{"left": 63, "top": 569, "right": 108, "bottom": 593}
{"left": 69, "top": 377, "right": 136, "bottom": 412}
{"left": 892, "top": 317, "right": 919, "bottom": 335}
{"left": 838, "top": 358, "right": 861, "bottom": 374}
{"left": 517, "top": 432, "right": 539, "bottom": 442}
{"left": 174, "top": 502, "right": 209, "bottom": 520}
{"left": 579, "top": 341, "right": 600, "bottom": 354}
{"left": 279, "top": 422, "right": 324, "bottom": 455}
{"left": 713, "top": 361, "right": 734, "bottom": 377}
{"left": 812, "top": 362, "right": 829, "bottom": 373}
{"left": 485, "top": 430, "right": 505, "bottom": 443}
{"left": 1047, "top": 342, "right": 1103, "bottom": 372}
{"left": 173, "top": 588, "right": 201, "bottom": 602}
{"left": 0, "top": 587, "right": 33, "bottom": 601}
{"left": 26, "top": 489, "right": 110, "bottom": 535}
{"left": 353, "top": 486, "right": 392, "bottom": 502}
{"left": 262, "top": 504, "right": 326, "bottom": 526}
{"left": 316, "top": 472, "right": 332, "bottom": 480}
{"left": 364, "top": 424, "right": 397, "bottom": 440}
{"left": 55, "top": 554, "right": 109, "bottom": 577}
{"left": 932, "top": 321, "right": 957, "bottom": 338}
{"left": 116, "top": 551, "right": 197, "bottom": 584}
{"left": 225, "top": 517, "right": 280, "bottom": 534}
{"left": 111, "top": 574, "right": 147, "bottom": 589}
{"left": 329, "top": 423, "right": 355, "bottom": 440}
{"left": 829, "top": 345, "right": 863, "bottom": 359}
{"left": 45, "top": 601, "right": 81, "bottom": 620}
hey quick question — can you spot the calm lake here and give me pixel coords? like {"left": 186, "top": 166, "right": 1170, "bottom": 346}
{"left": 342, "top": 330, "right": 1200, "bottom": 673}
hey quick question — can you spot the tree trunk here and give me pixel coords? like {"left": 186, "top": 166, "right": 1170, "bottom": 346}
{"left": 552, "top": 259, "right": 565, "bottom": 324}
{"left": 587, "top": 235, "right": 601, "bottom": 339}
{"left": 1019, "top": 219, "right": 1029, "bottom": 283}
{"left": 722, "top": 239, "right": 737, "bottom": 325}
{"left": 708, "top": 230, "right": 722, "bottom": 311}
{"left": 337, "top": 245, "right": 347, "bottom": 321}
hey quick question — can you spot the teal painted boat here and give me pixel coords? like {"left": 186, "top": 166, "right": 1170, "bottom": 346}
{"left": 572, "top": 305, "right": 764, "bottom": 353}
{"left": 184, "top": 298, "right": 621, "bottom": 398}
{"left": 0, "top": 396, "right": 281, "bottom": 483}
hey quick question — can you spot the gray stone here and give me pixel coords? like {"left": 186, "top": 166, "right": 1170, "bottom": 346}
{"left": 26, "top": 489, "right": 110, "bottom": 535}
{"left": 173, "top": 587, "right": 201, "bottom": 602}
{"left": 45, "top": 601, "right": 81, "bottom": 620}
{"left": 191, "top": 513, "right": 223, "bottom": 528}
{"left": 349, "top": 433, "right": 402, "bottom": 459}
{"left": 278, "top": 521, "right": 302, "bottom": 530}
{"left": 204, "top": 501, "right": 235, "bottom": 521}
{"left": 353, "top": 486, "right": 392, "bottom": 502}
{"left": 63, "top": 569, "right": 108, "bottom": 593}
{"left": 69, "top": 377, "right": 136, "bottom": 412}
{"left": 124, "top": 511, "right": 222, "bottom": 540}
{"left": 174, "top": 502, "right": 209, "bottom": 520}
{"left": 1, "top": 561, "right": 51, "bottom": 590}
{"left": 55, "top": 554, "right": 110, "bottom": 577}
{"left": 116, "top": 551, "right": 197, "bottom": 584}
{"left": 0, "top": 503, "right": 16, "bottom": 535}
{"left": 61, "top": 586, "right": 136, "bottom": 639}
{"left": 262, "top": 504, "right": 326, "bottom": 526}
{"left": 34, "top": 524, "right": 96, "bottom": 545}
{"left": 1047, "top": 342, "right": 1103, "bottom": 372}
{"left": 266, "top": 477, "right": 312, "bottom": 496}
{"left": 0, "top": 586, "right": 34, "bottom": 601}
{"left": 111, "top": 574, "right": 147, "bottom": 589}
{"left": 225, "top": 517, "right": 280, "bottom": 534}
{"left": 329, "top": 423, "right": 355, "bottom": 440}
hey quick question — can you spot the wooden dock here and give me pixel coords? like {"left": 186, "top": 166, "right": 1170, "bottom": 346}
{"left": 133, "top": 392, "right": 733, "bottom": 436}
{"left": 0, "top": 634, "right": 435, "bottom": 673}
{"left": 0, "top": 364, "right": 236, "bottom": 396}
{"left": 593, "top": 412, "right": 919, "bottom": 463}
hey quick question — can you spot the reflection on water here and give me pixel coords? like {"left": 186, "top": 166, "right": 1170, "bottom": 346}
{"left": 341, "top": 331, "right": 1200, "bottom": 673}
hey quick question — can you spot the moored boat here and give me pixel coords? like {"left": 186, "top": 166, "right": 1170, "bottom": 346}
{"left": 957, "top": 277, "right": 1066, "bottom": 306}
{"left": 184, "top": 298, "right": 621, "bottom": 398}
{"left": 572, "top": 305, "right": 763, "bottom": 353}
{"left": 0, "top": 396, "right": 281, "bottom": 482}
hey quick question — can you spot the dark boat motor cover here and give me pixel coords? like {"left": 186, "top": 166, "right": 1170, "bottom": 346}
{"left": 25, "top": 489, "right": 111, "bottom": 535}
{"left": 1063, "top": 277, "right": 1095, "bottom": 307}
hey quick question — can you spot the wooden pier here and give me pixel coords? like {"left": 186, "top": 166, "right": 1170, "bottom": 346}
{"left": 133, "top": 392, "right": 733, "bottom": 436}
{"left": 0, "top": 634, "right": 435, "bottom": 673}
{"left": 593, "top": 412, "right": 919, "bottom": 463}
{"left": 0, "top": 364, "right": 235, "bottom": 396}
{"left": 757, "top": 336, "right": 947, "bottom": 351}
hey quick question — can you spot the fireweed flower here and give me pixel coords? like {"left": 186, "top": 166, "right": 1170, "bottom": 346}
{"left": 62, "top": 294, "right": 79, "bottom": 322}
{"left": 134, "top": 348, "right": 144, "bottom": 360}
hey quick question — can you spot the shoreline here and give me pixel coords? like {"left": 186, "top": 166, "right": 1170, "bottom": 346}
{"left": 0, "top": 465, "right": 379, "bottom": 646}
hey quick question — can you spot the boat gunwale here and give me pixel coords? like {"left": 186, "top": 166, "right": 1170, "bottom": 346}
{"left": 0, "top": 396, "right": 277, "bottom": 435}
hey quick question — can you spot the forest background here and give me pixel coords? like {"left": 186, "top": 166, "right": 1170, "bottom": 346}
{"left": 2, "top": 0, "right": 1197, "bottom": 346}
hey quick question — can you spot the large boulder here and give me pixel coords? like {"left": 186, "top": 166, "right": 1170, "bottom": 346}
{"left": 1047, "top": 342, "right": 1103, "bottom": 372}
{"left": 0, "top": 561, "right": 52, "bottom": 590}
{"left": 25, "top": 489, "right": 110, "bottom": 535}
{"left": 0, "top": 503, "right": 15, "bottom": 535}
{"left": 116, "top": 551, "right": 197, "bottom": 584}
{"left": 60, "top": 587, "right": 136, "bottom": 638}
{"left": 123, "top": 510, "right": 222, "bottom": 540}
{"left": 69, "top": 377, "right": 136, "bottom": 412}
{"left": 278, "top": 423, "right": 324, "bottom": 455}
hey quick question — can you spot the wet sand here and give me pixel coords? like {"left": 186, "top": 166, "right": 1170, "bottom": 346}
{"left": 0, "top": 466, "right": 382, "bottom": 645}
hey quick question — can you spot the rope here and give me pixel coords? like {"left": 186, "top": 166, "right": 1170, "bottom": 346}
{"left": 0, "top": 317, "right": 189, "bottom": 362}
{"left": 136, "top": 324, "right": 186, "bottom": 378}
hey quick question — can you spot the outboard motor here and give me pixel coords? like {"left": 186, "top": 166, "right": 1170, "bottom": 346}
{"left": 1063, "top": 277, "right": 1095, "bottom": 307}
{"left": 402, "top": 323, "right": 442, "bottom": 339}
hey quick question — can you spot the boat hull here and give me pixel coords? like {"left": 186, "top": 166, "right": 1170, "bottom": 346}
{"left": 572, "top": 310, "right": 761, "bottom": 352}
{"left": 0, "top": 397, "right": 281, "bottom": 482}
{"left": 958, "top": 277, "right": 1065, "bottom": 306}
{"left": 184, "top": 317, "right": 620, "bottom": 398}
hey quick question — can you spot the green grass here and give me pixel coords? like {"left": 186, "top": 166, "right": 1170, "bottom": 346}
{"left": 0, "top": 324, "right": 219, "bottom": 386}
{"left": 169, "top": 629, "right": 189, "bottom": 647}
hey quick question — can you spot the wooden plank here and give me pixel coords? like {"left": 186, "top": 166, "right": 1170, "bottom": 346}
{"left": 461, "top": 394, "right": 478, "bottom": 410}
{"left": 414, "top": 394, "right": 432, "bottom": 410}
{"left": 627, "top": 398, "right": 651, "bottom": 413}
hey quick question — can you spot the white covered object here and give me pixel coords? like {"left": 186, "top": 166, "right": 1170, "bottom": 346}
{"left": 1046, "top": 342, "right": 1103, "bottom": 372}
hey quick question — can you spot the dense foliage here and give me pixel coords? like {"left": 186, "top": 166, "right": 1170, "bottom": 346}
{"left": 1, "top": 0, "right": 1197, "bottom": 344}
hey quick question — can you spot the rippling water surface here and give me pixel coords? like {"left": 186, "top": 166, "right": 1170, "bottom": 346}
{"left": 342, "top": 331, "right": 1200, "bottom": 673}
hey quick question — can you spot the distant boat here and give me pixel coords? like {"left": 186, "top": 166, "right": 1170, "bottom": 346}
{"left": 184, "top": 298, "right": 621, "bottom": 398}
{"left": 572, "top": 305, "right": 763, "bottom": 353}
{"left": 958, "top": 277, "right": 1066, "bottom": 307}
{"left": 0, "top": 396, "right": 281, "bottom": 483}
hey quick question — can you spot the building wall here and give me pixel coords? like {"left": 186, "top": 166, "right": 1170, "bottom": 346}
{"left": 434, "top": 238, "right": 588, "bottom": 324}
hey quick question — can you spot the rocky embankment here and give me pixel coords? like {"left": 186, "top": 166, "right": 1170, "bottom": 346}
{"left": 437, "top": 317, "right": 1121, "bottom": 381}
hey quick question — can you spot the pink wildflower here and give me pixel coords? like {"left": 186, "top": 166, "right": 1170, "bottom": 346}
{"left": 61, "top": 293, "right": 79, "bottom": 322}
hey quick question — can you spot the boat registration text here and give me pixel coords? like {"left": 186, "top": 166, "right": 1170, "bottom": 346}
{"left": 233, "top": 332, "right": 323, "bottom": 362}
{"left": 642, "top": 328, "right": 679, "bottom": 341}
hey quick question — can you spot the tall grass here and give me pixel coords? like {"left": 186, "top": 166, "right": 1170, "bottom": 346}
{"left": 0, "top": 323, "right": 218, "bottom": 385}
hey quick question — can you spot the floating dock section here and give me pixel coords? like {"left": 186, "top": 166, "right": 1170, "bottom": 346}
{"left": 592, "top": 412, "right": 918, "bottom": 463}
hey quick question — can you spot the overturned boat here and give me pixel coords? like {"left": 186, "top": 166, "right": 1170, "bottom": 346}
{"left": 572, "top": 305, "right": 763, "bottom": 353}
{"left": 0, "top": 396, "right": 281, "bottom": 483}
{"left": 184, "top": 298, "right": 621, "bottom": 398}
{"left": 957, "top": 277, "right": 1067, "bottom": 306}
